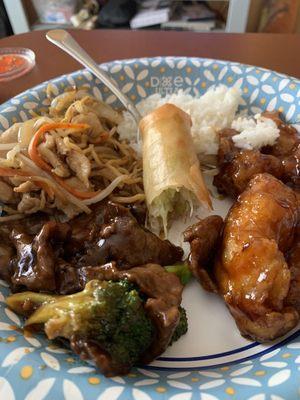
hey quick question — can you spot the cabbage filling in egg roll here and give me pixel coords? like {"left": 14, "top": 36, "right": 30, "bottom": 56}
{"left": 140, "top": 103, "right": 212, "bottom": 234}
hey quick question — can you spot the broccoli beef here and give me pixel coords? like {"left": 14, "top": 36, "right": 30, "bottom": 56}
{"left": 0, "top": 201, "right": 183, "bottom": 293}
{"left": 7, "top": 263, "right": 187, "bottom": 376}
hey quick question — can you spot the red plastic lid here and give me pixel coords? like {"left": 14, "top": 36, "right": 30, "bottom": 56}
{"left": 0, "top": 47, "right": 35, "bottom": 82}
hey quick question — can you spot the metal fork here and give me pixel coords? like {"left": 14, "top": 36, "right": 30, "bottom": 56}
{"left": 46, "top": 29, "right": 141, "bottom": 124}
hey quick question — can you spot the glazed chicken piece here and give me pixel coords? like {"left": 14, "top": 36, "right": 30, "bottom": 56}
{"left": 262, "top": 111, "right": 300, "bottom": 188}
{"left": 183, "top": 216, "right": 223, "bottom": 292}
{"left": 213, "top": 112, "right": 300, "bottom": 197}
{"left": 286, "top": 224, "right": 300, "bottom": 311}
{"left": 214, "top": 173, "right": 299, "bottom": 341}
{"left": 213, "top": 128, "right": 283, "bottom": 197}
{"left": 262, "top": 111, "right": 298, "bottom": 157}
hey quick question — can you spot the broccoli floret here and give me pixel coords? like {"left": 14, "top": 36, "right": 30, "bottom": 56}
{"left": 165, "top": 262, "right": 192, "bottom": 285}
{"left": 85, "top": 280, "right": 155, "bottom": 367}
{"left": 7, "top": 279, "right": 154, "bottom": 371}
{"left": 170, "top": 306, "right": 188, "bottom": 344}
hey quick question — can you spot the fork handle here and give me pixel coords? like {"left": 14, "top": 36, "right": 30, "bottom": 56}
{"left": 46, "top": 29, "right": 141, "bottom": 124}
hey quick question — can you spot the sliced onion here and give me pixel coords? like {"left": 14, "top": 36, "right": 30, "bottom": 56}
{"left": 17, "top": 119, "right": 37, "bottom": 147}
{"left": 0, "top": 158, "right": 16, "bottom": 168}
{"left": 0, "top": 143, "right": 18, "bottom": 150}
{"left": 110, "top": 193, "right": 146, "bottom": 203}
{"left": 33, "top": 117, "right": 54, "bottom": 131}
{"left": 82, "top": 175, "right": 129, "bottom": 205}
{"left": 0, "top": 122, "right": 21, "bottom": 144}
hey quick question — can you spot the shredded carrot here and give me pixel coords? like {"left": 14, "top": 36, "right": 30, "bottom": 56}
{"left": 0, "top": 167, "right": 34, "bottom": 177}
{"left": 28, "top": 122, "right": 89, "bottom": 173}
{"left": 0, "top": 166, "right": 54, "bottom": 198}
{"left": 27, "top": 122, "right": 101, "bottom": 199}
{"left": 29, "top": 178, "right": 54, "bottom": 199}
{"left": 52, "top": 176, "right": 101, "bottom": 199}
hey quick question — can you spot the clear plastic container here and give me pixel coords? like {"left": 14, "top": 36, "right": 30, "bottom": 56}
{"left": 0, "top": 48, "right": 35, "bottom": 82}
{"left": 32, "top": 0, "right": 78, "bottom": 24}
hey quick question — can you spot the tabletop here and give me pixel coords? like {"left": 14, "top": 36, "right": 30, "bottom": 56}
{"left": 0, "top": 29, "right": 300, "bottom": 104}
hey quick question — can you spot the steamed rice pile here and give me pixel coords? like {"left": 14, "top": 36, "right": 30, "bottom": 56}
{"left": 117, "top": 85, "right": 279, "bottom": 157}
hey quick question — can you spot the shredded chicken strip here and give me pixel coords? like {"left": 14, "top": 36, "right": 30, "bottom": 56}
{"left": 14, "top": 181, "right": 39, "bottom": 193}
{"left": 38, "top": 143, "right": 70, "bottom": 178}
{"left": 18, "top": 193, "right": 45, "bottom": 214}
{"left": 66, "top": 150, "right": 91, "bottom": 188}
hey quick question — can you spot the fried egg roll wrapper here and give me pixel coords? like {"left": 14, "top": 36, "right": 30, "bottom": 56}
{"left": 139, "top": 104, "right": 212, "bottom": 224}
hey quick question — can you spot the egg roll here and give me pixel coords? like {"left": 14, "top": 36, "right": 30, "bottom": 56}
{"left": 140, "top": 103, "right": 212, "bottom": 233}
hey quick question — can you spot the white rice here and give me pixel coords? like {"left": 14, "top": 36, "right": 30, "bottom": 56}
{"left": 117, "top": 85, "right": 279, "bottom": 155}
{"left": 232, "top": 114, "right": 280, "bottom": 150}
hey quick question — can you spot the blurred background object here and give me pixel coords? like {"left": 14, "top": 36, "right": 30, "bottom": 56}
{"left": 71, "top": 0, "right": 99, "bottom": 29}
{"left": 98, "top": 0, "right": 137, "bottom": 28}
{"left": 247, "top": 0, "right": 300, "bottom": 33}
{"left": 258, "top": 0, "right": 298, "bottom": 33}
{"left": 1, "top": 0, "right": 300, "bottom": 36}
{"left": 0, "top": 0, "right": 12, "bottom": 37}
{"left": 32, "top": 0, "right": 79, "bottom": 24}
